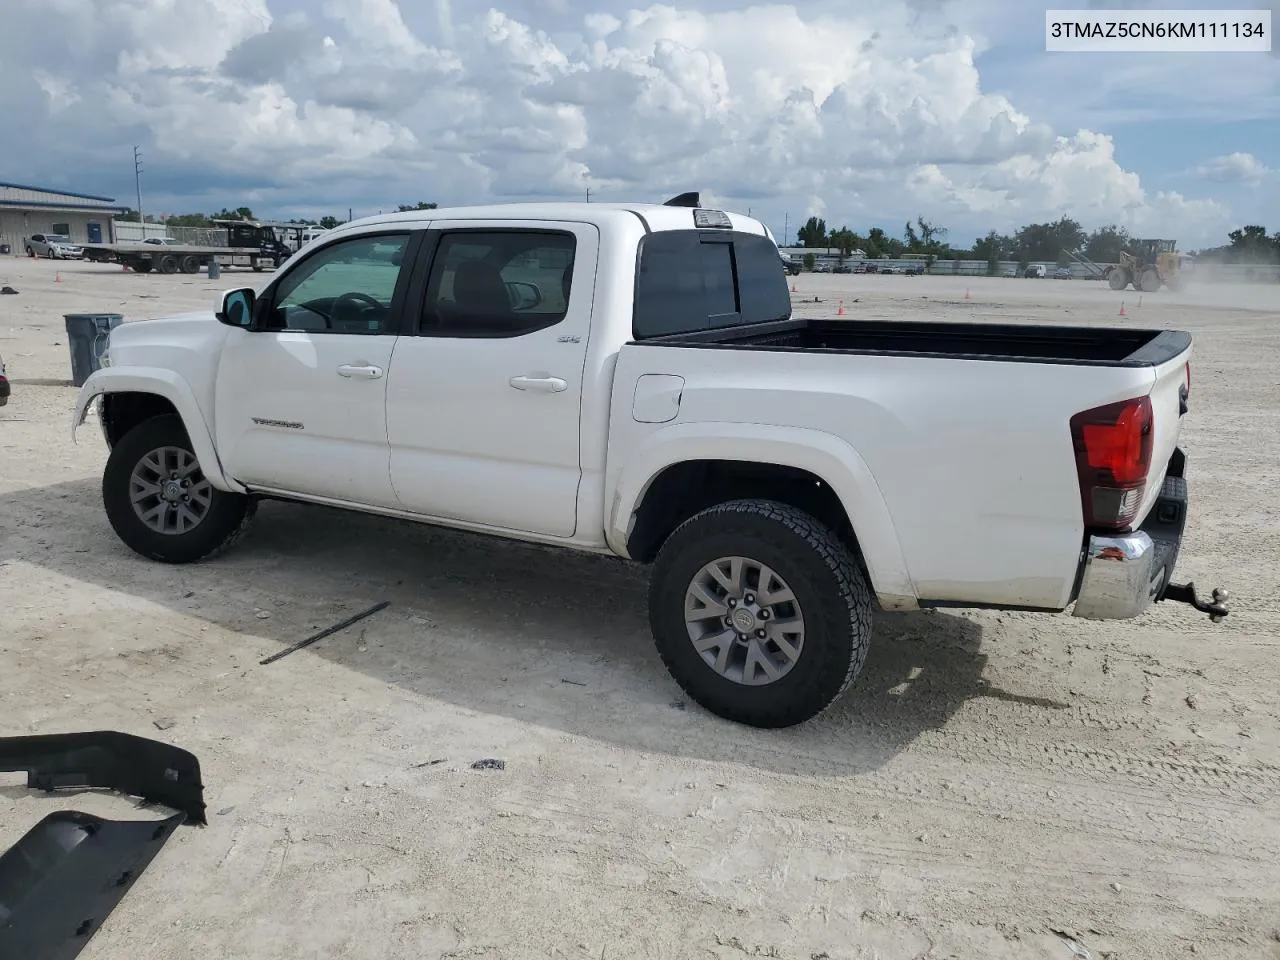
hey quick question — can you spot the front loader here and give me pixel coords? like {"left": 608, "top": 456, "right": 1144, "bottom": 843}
{"left": 1107, "top": 239, "right": 1184, "bottom": 293}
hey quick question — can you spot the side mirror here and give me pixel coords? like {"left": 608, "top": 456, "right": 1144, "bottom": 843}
{"left": 216, "top": 287, "right": 256, "bottom": 328}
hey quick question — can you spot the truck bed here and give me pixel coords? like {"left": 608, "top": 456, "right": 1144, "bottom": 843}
{"left": 638, "top": 317, "right": 1190, "bottom": 367}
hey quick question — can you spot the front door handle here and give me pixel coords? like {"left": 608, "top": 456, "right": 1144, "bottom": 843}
{"left": 337, "top": 363, "right": 384, "bottom": 379}
{"left": 509, "top": 375, "right": 567, "bottom": 393}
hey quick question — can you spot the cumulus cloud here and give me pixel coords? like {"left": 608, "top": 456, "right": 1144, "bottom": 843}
{"left": 1191, "top": 152, "right": 1273, "bottom": 185}
{"left": 0, "top": 0, "right": 1246, "bottom": 245}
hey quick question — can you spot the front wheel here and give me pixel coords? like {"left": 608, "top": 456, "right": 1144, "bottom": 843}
{"left": 102, "top": 414, "right": 255, "bottom": 563}
{"left": 648, "top": 499, "right": 874, "bottom": 728}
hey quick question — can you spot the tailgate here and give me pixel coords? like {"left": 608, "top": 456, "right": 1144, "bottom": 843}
{"left": 1138, "top": 344, "right": 1192, "bottom": 521}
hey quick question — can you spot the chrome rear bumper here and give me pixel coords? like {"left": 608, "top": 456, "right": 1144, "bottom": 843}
{"left": 1072, "top": 532, "right": 1165, "bottom": 619}
{"left": 1073, "top": 449, "right": 1188, "bottom": 621}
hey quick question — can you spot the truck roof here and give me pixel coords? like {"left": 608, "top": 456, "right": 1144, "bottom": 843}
{"left": 330, "top": 201, "right": 775, "bottom": 243}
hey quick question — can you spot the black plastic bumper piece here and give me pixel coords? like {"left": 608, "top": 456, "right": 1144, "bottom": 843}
{"left": 0, "top": 811, "right": 184, "bottom": 960}
{"left": 0, "top": 731, "right": 206, "bottom": 825}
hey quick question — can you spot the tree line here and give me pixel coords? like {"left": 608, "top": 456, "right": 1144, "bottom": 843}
{"left": 116, "top": 201, "right": 440, "bottom": 232}
{"left": 794, "top": 215, "right": 1280, "bottom": 267}
{"left": 118, "top": 201, "right": 1280, "bottom": 268}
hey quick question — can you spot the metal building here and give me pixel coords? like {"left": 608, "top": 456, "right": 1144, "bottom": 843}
{"left": 0, "top": 181, "right": 128, "bottom": 256}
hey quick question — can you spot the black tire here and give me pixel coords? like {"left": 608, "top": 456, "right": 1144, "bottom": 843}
{"left": 132, "top": 260, "right": 152, "bottom": 273}
{"left": 102, "top": 414, "right": 255, "bottom": 563}
{"left": 648, "top": 499, "right": 873, "bottom": 728}
{"left": 180, "top": 255, "right": 200, "bottom": 274}
{"left": 159, "top": 255, "right": 178, "bottom": 274}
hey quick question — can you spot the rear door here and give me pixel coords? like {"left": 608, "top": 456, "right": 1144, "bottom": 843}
{"left": 384, "top": 220, "right": 598, "bottom": 537}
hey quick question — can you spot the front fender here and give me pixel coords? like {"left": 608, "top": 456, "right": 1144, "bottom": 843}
{"left": 71, "top": 366, "right": 243, "bottom": 494}
{"left": 607, "top": 421, "right": 917, "bottom": 610}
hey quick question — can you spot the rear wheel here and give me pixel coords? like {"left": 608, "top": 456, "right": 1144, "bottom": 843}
{"left": 1139, "top": 269, "right": 1161, "bottom": 293}
{"left": 180, "top": 255, "right": 200, "bottom": 274}
{"left": 102, "top": 415, "right": 255, "bottom": 563}
{"left": 648, "top": 499, "right": 873, "bottom": 728}
{"left": 159, "top": 255, "right": 179, "bottom": 274}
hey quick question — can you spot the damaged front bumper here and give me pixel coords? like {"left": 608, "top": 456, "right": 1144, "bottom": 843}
{"left": 0, "top": 731, "right": 206, "bottom": 960}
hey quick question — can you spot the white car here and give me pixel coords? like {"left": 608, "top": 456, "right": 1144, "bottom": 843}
{"left": 71, "top": 196, "right": 1228, "bottom": 727}
{"left": 143, "top": 237, "right": 182, "bottom": 246}
{"left": 25, "top": 233, "right": 83, "bottom": 259}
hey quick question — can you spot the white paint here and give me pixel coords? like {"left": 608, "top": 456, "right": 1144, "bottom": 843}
{"left": 72, "top": 200, "right": 1192, "bottom": 615}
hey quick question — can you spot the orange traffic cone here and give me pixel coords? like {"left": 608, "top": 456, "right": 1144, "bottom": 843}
{"left": 791, "top": 283, "right": 797, "bottom": 293}
{"left": 1118, "top": 301, "right": 1126, "bottom": 317}
{"left": 964, "top": 288, "right": 971, "bottom": 300}
{"left": 55, "top": 271, "right": 61, "bottom": 283}
{"left": 837, "top": 299, "right": 846, "bottom": 316}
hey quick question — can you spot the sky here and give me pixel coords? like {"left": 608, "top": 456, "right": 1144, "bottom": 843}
{"left": 2, "top": 0, "right": 1277, "bottom": 250}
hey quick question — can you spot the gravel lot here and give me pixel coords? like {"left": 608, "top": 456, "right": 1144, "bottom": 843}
{"left": 2, "top": 257, "right": 1277, "bottom": 960}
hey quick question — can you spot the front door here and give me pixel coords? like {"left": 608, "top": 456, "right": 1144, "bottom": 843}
{"left": 87, "top": 222, "right": 102, "bottom": 244}
{"left": 385, "top": 221, "right": 597, "bottom": 538}
{"left": 214, "top": 230, "right": 418, "bottom": 507}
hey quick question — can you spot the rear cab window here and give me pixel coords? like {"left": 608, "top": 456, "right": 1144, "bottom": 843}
{"left": 632, "top": 228, "right": 791, "bottom": 339}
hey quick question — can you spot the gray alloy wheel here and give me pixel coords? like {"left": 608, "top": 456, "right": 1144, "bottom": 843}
{"left": 128, "top": 445, "right": 214, "bottom": 535}
{"left": 683, "top": 555, "right": 806, "bottom": 686}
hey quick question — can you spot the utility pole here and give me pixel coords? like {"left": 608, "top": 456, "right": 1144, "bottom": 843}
{"left": 133, "top": 145, "right": 144, "bottom": 229}
{"left": 585, "top": 186, "right": 591, "bottom": 202}
{"left": 783, "top": 212, "right": 789, "bottom": 247}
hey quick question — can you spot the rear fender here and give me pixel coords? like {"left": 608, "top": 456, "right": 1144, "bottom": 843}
{"left": 71, "top": 366, "right": 243, "bottom": 493}
{"left": 608, "top": 422, "right": 917, "bottom": 609}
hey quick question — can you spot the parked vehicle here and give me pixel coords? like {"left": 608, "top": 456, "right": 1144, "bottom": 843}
{"left": 72, "top": 195, "right": 1229, "bottom": 728}
{"left": 25, "top": 234, "right": 82, "bottom": 259}
{"left": 0, "top": 352, "right": 8, "bottom": 406}
{"left": 1025, "top": 264, "right": 1047, "bottom": 278}
{"left": 1054, "top": 267, "right": 1072, "bottom": 280}
{"left": 81, "top": 221, "right": 292, "bottom": 275}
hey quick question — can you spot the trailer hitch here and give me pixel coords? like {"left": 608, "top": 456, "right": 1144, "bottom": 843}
{"left": 1161, "top": 582, "right": 1230, "bottom": 622}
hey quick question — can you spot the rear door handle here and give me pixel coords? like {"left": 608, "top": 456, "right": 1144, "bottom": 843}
{"left": 509, "top": 375, "right": 567, "bottom": 393}
{"left": 337, "top": 363, "right": 384, "bottom": 379}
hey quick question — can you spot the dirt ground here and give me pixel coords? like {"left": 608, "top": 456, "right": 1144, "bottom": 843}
{"left": 2, "top": 256, "right": 1278, "bottom": 960}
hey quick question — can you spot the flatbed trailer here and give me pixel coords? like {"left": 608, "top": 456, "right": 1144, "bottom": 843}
{"left": 82, "top": 220, "right": 295, "bottom": 275}
{"left": 80, "top": 243, "right": 284, "bottom": 274}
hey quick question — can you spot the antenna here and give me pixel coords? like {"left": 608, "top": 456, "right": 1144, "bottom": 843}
{"left": 133, "top": 146, "right": 144, "bottom": 228}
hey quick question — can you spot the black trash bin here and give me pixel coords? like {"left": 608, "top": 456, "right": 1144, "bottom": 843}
{"left": 64, "top": 313, "right": 124, "bottom": 387}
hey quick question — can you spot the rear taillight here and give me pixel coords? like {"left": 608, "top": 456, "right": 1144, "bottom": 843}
{"left": 1070, "top": 395, "right": 1154, "bottom": 531}
{"left": 1184, "top": 363, "right": 1191, "bottom": 402}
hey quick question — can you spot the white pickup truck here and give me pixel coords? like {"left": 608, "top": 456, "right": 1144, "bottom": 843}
{"left": 72, "top": 195, "right": 1228, "bottom": 728}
